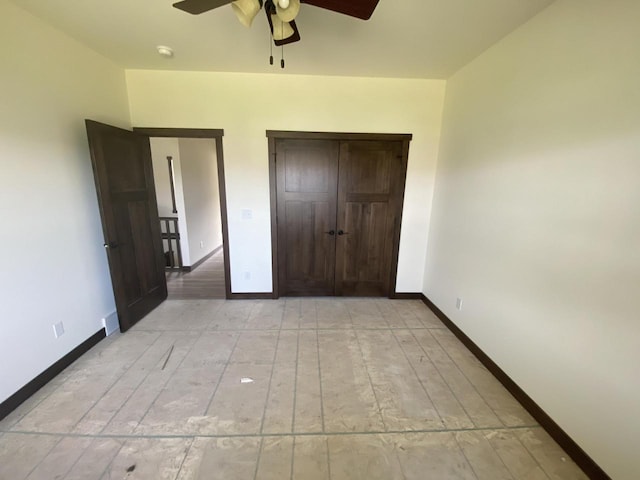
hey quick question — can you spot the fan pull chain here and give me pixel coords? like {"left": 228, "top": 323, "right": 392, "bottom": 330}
{"left": 269, "top": 34, "right": 274, "bottom": 65}
{"left": 281, "top": 21, "right": 285, "bottom": 68}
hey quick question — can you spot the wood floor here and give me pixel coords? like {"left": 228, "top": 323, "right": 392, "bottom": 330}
{"left": 165, "top": 248, "right": 226, "bottom": 299}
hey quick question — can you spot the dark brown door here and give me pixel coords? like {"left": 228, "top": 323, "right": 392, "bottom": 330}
{"left": 275, "top": 137, "right": 407, "bottom": 297}
{"left": 86, "top": 120, "right": 167, "bottom": 331}
{"left": 276, "top": 139, "right": 339, "bottom": 295}
{"left": 335, "top": 141, "right": 404, "bottom": 296}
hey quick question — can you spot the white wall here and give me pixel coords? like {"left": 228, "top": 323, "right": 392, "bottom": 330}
{"left": 0, "top": 0, "right": 130, "bottom": 402}
{"left": 149, "top": 137, "right": 191, "bottom": 266}
{"left": 150, "top": 139, "right": 177, "bottom": 218}
{"left": 424, "top": 1, "right": 640, "bottom": 478}
{"left": 178, "top": 138, "right": 222, "bottom": 264}
{"left": 126, "top": 71, "right": 446, "bottom": 293}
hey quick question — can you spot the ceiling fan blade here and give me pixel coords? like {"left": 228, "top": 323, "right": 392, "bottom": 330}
{"left": 300, "top": 0, "right": 380, "bottom": 20}
{"left": 173, "top": 0, "right": 234, "bottom": 15}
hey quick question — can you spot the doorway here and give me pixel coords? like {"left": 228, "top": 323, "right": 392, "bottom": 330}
{"left": 134, "top": 128, "right": 232, "bottom": 300}
{"left": 268, "top": 131, "right": 412, "bottom": 297}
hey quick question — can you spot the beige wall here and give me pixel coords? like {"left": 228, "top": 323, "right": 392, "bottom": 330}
{"left": 150, "top": 138, "right": 178, "bottom": 218}
{"left": 178, "top": 138, "right": 222, "bottom": 264}
{"left": 126, "top": 70, "right": 446, "bottom": 293}
{"left": 424, "top": 0, "right": 640, "bottom": 478}
{"left": 149, "top": 137, "right": 191, "bottom": 265}
{"left": 0, "top": 0, "right": 130, "bottom": 402}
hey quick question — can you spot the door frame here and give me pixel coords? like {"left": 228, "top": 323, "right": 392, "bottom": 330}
{"left": 266, "top": 130, "right": 412, "bottom": 299}
{"left": 133, "top": 127, "right": 232, "bottom": 299}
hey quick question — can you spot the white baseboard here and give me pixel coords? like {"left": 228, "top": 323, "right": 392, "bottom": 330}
{"left": 102, "top": 311, "right": 119, "bottom": 336}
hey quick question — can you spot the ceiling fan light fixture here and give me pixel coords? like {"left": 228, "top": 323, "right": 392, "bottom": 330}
{"left": 275, "top": 0, "right": 300, "bottom": 23}
{"left": 270, "top": 13, "right": 295, "bottom": 40}
{"left": 232, "top": 0, "right": 262, "bottom": 27}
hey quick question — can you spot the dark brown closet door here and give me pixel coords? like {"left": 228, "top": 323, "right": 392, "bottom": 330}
{"left": 276, "top": 139, "right": 339, "bottom": 295}
{"left": 335, "top": 141, "right": 405, "bottom": 296}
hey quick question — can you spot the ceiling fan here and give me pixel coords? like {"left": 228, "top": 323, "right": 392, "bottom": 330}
{"left": 172, "top": 0, "right": 380, "bottom": 47}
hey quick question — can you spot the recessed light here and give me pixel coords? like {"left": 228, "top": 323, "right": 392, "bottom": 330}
{"left": 157, "top": 45, "right": 174, "bottom": 58}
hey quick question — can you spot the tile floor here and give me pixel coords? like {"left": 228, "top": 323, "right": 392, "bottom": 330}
{"left": 0, "top": 299, "right": 587, "bottom": 479}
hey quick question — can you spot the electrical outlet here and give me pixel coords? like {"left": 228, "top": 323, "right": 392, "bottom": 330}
{"left": 199, "top": 241, "right": 204, "bottom": 249}
{"left": 456, "top": 298, "right": 463, "bottom": 311}
{"left": 241, "top": 209, "right": 253, "bottom": 220}
{"left": 53, "top": 321, "right": 65, "bottom": 338}
{"left": 244, "top": 271, "right": 251, "bottom": 280}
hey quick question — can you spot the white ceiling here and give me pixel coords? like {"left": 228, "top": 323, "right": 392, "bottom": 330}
{"left": 11, "top": 0, "right": 554, "bottom": 79}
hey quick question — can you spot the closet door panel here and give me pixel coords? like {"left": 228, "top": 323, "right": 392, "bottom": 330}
{"left": 336, "top": 141, "right": 404, "bottom": 296}
{"left": 276, "top": 139, "right": 339, "bottom": 295}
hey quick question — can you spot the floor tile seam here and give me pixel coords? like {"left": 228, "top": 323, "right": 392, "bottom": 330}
{"left": 403, "top": 301, "right": 433, "bottom": 330}
{"left": 201, "top": 301, "right": 228, "bottom": 330}
{"left": 389, "top": 329, "right": 448, "bottom": 430}
{"left": 52, "top": 435, "right": 102, "bottom": 480}
{"left": 502, "top": 428, "right": 555, "bottom": 480}
{"left": 408, "top": 301, "right": 447, "bottom": 331}
{"left": 202, "top": 331, "right": 245, "bottom": 415}
{"left": 451, "top": 431, "right": 483, "bottom": 480}
{"left": 352, "top": 326, "right": 388, "bottom": 432}
{"left": 99, "top": 439, "right": 128, "bottom": 480}
{"left": 463, "top": 429, "right": 518, "bottom": 479}
{"left": 258, "top": 329, "right": 284, "bottom": 435}
{"left": 326, "top": 436, "right": 332, "bottom": 480}
{"left": 70, "top": 331, "right": 166, "bottom": 434}
{"left": 289, "top": 435, "right": 296, "bottom": 480}
{"left": 1, "top": 335, "right": 118, "bottom": 430}
{"left": 375, "top": 300, "right": 413, "bottom": 331}
{"left": 290, "top": 330, "right": 300, "bottom": 434}
{"left": 486, "top": 429, "right": 552, "bottom": 480}
{"left": 174, "top": 437, "right": 196, "bottom": 480}
{"left": 128, "top": 327, "right": 445, "bottom": 333}
{"left": 132, "top": 332, "right": 212, "bottom": 433}
{"left": 95, "top": 334, "right": 193, "bottom": 436}
{"left": 252, "top": 436, "right": 265, "bottom": 480}
{"left": 1, "top": 382, "right": 60, "bottom": 432}
{"left": 11, "top": 333, "right": 147, "bottom": 432}
{"left": 315, "top": 329, "right": 326, "bottom": 433}
{"left": 285, "top": 290, "right": 301, "bottom": 450}
{"left": 429, "top": 330, "right": 514, "bottom": 427}
{"left": 21, "top": 432, "right": 65, "bottom": 480}
{"left": 3, "top": 424, "right": 544, "bottom": 440}
{"left": 407, "top": 329, "right": 479, "bottom": 428}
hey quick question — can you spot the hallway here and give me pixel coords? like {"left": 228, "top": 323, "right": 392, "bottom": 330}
{"left": 0, "top": 299, "right": 586, "bottom": 479}
{"left": 166, "top": 248, "right": 226, "bottom": 300}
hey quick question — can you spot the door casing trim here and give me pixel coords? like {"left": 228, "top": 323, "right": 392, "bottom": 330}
{"left": 267, "top": 130, "right": 413, "bottom": 299}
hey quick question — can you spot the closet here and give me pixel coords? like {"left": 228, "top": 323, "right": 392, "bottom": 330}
{"left": 268, "top": 132, "right": 411, "bottom": 297}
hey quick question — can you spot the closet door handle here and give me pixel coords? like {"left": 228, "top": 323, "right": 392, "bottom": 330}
{"left": 337, "top": 230, "right": 349, "bottom": 236}
{"left": 325, "top": 230, "right": 335, "bottom": 236}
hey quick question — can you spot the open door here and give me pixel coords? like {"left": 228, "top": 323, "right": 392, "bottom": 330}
{"left": 86, "top": 120, "right": 167, "bottom": 331}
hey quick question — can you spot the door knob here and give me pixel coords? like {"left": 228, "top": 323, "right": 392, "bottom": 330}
{"left": 104, "top": 241, "right": 119, "bottom": 249}
{"left": 337, "top": 230, "right": 349, "bottom": 236}
{"left": 325, "top": 230, "right": 336, "bottom": 236}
